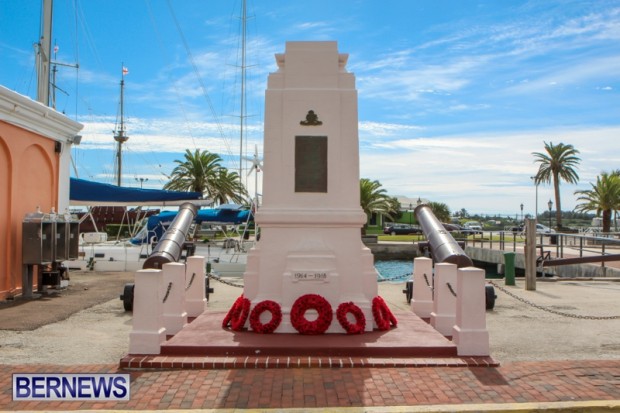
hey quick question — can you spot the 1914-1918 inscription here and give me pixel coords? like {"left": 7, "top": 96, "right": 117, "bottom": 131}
{"left": 295, "top": 136, "right": 327, "bottom": 192}
{"left": 294, "top": 272, "right": 328, "bottom": 280}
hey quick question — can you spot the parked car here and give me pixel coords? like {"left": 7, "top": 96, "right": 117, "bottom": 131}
{"left": 442, "top": 223, "right": 461, "bottom": 232}
{"left": 535, "top": 223, "right": 555, "bottom": 234}
{"left": 463, "top": 221, "right": 483, "bottom": 231}
{"left": 383, "top": 223, "right": 423, "bottom": 235}
{"left": 510, "top": 223, "right": 555, "bottom": 234}
{"left": 458, "top": 226, "right": 483, "bottom": 235}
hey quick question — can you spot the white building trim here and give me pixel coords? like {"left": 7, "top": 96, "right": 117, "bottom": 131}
{"left": 0, "top": 85, "right": 83, "bottom": 211}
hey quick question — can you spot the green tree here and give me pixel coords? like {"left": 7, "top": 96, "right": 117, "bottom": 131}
{"left": 164, "top": 149, "right": 247, "bottom": 204}
{"left": 209, "top": 168, "right": 248, "bottom": 205}
{"left": 359, "top": 178, "right": 396, "bottom": 233}
{"left": 532, "top": 141, "right": 580, "bottom": 229}
{"left": 387, "top": 196, "right": 403, "bottom": 221}
{"left": 574, "top": 172, "right": 620, "bottom": 233}
{"left": 428, "top": 201, "right": 451, "bottom": 223}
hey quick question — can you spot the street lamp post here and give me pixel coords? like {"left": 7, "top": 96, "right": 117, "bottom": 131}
{"left": 135, "top": 177, "right": 148, "bottom": 188}
{"left": 530, "top": 176, "right": 539, "bottom": 223}
{"left": 409, "top": 203, "right": 413, "bottom": 225}
{"left": 520, "top": 203, "right": 524, "bottom": 222}
{"left": 548, "top": 199, "right": 553, "bottom": 228}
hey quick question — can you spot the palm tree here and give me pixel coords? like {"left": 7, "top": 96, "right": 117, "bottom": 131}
{"left": 574, "top": 172, "right": 620, "bottom": 233}
{"left": 532, "top": 141, "right": 580, "bottom": 230}
{"left": 428, "top": 201, "right": 451, "bottom": 223}
{"left": 209, "top": 168, "right": 248, "bottom": 205}
{"left": 387, "top": 196, "right": 403, "bottom": 221}
{"left": 359, "top": 178, "right": 396, "bottom": 233}
{"left": 164, "top": 149, "right": 247, "bottom": 204}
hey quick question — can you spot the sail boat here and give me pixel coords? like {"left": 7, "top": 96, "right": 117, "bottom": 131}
{"left": 63, "top": 1, "right": 257, "bottom": 275}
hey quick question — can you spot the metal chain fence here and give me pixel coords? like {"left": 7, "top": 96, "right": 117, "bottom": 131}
{"left": 488, "top": 281, "right": 620, "bottom": 320}
{"left": 206, "top": 271, "right": 411, "bottom": 286}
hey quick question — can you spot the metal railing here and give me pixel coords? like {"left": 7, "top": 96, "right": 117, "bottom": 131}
{"left": 460, "top": 230, "right": 620, "bottom": 269}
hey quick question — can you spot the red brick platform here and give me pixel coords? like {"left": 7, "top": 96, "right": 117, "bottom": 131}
{"left": 120, "top": 310, "right": 499, "bottom": 369}
{"left": 2, "top": 360, "right": 620, "bottom": 410}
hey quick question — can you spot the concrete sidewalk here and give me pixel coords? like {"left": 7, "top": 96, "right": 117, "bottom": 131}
{"left": 2, "top": 273, "right": 620, "bottom": 411}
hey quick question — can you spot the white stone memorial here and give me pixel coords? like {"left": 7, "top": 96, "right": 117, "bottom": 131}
{"left": 242, "top": 41, "right": 379, "bottom": 333}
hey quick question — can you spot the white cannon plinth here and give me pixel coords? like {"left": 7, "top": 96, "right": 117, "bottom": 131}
{"left": 452, "top": 267, "right": 490, "bottom": 356}
{"left": 430, "top": 263, "right": 457, "bottom": 336}
{"left": 129, "top": 269, "right": 166, "bottom": 354}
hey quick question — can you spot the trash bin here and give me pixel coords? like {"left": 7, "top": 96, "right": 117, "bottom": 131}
{"left": 504, "top": 252, "right": 516, "bottom": 286}
{"left": 549, "top": 234, "right": 557, "bottom": 245}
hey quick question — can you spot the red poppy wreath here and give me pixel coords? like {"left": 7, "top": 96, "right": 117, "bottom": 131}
{"left": 290, "top": 294, "right": 333, "bottom": 335}
{"left": 336, "top": 302, "right": 366, "bottom": 334}
{"left": 372, "top": 296, "right": 398, "bottom": 331}
{"left": 249, "top": 300, "right": 282, "bottom": 334}
{"left": 222, "top": 294, "right": 251, "bottom": 331}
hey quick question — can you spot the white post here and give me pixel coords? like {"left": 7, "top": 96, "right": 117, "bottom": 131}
{"left": 411, "top": 257, "right": 434, "bottom": 318}
{"left": 129, "top": 269, "right": 166, "bottom": 354}
{"left": 162, "top": 262, "right": 188, "bottom": 335}
{"left": 430, "top": 263, "right": 457, "bottom": 336}
{"left": 452, "top": 267, "right": 490, "bottom": 356}
{"left": 185, "top": 256, "right": 207, "bottom": 317}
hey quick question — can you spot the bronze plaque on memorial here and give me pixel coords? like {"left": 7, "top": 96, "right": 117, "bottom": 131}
{"left": 295, "top": 136, "right": 327, "bottom": 192}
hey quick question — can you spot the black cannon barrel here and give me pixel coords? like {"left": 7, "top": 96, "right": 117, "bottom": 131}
{"left": 414, "top": 204, "right": 473, "bottom": 268}
{"left": 143, "top": 202, "right": 199, "bottom": 269}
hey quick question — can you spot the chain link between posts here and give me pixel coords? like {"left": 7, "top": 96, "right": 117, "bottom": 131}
{"left": 185, "top": 272, "right": 196, "bottom": 291}
{"left": 446, "top": 282, "right": 457, "bottom": 297}
{"left": 162, "top": 282, "right": 172, "bottom": 303}
{"left": 423, "top": 272, "right": 434, "bottom": 291}
{"left": 488, "top": 281, "right": 620, "bottom": 320}
{"left": 206, "top": 272, "right": 245, "bottom": 288}
{"left": 377, "top": 272, "right": 412, "bottom": 282}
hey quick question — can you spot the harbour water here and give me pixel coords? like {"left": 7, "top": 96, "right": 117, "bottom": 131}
{"left": 375, "top": 260, "right": 412, "bottom": 282}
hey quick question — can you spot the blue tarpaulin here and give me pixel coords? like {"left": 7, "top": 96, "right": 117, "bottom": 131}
{"left": 69, "top": 178, "right": 207, "bottom": 206}
{"left": 130, "top": 206, "right": 252, "bottom": 244}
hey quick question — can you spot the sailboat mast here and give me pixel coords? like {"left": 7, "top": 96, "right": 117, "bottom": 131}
{"left": 239, "top": 0, "right": 247, "bottom": 180}
{"left": 36, "top": 0, "right": 53, "bottom": 106}
{"left": 113, "top": 67, "right": 129, "bottom": 186}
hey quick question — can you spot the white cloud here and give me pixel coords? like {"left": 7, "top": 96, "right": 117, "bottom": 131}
{"left": 359, "top": 125, "right": 620, "bottom": 215}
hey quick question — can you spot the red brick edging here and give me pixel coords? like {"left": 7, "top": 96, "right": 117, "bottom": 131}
{"left": 119, "top": 354, "right": 499, "bottom": 369}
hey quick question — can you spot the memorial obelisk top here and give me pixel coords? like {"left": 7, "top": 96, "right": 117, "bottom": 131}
{"left": 258, "top": 41, "right": 364, "bottom": 220}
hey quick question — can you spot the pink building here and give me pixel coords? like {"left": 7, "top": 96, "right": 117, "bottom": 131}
{"left": 0, "top": 85, "right": 83, "bottom": 299}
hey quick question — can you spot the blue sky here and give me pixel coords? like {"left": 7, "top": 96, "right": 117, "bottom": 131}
{"left": 1, "top": 0, "right": 619, "bottom": 217}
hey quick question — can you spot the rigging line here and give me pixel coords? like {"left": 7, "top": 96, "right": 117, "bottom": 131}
{"left": 239, "top": 0, "right": 247, "bottom": 181}
{"left": 144, "top": 0, "right": 198, "bottom": 156}
{"left": 74, "top": 0, "right": 103, "bottom": 72}
{"left": 73, "top": 0, "right": 79, "bottom": 121}
{"left": 145, "top": 0, "right": 223, "bottom": 189}
{"left": 165, "top": 0, "right": 239, "bottom": 175}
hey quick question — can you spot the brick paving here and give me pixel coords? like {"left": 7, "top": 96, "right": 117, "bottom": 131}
{"left": 1, "top": 360, "right": 619, "bottom": 410}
